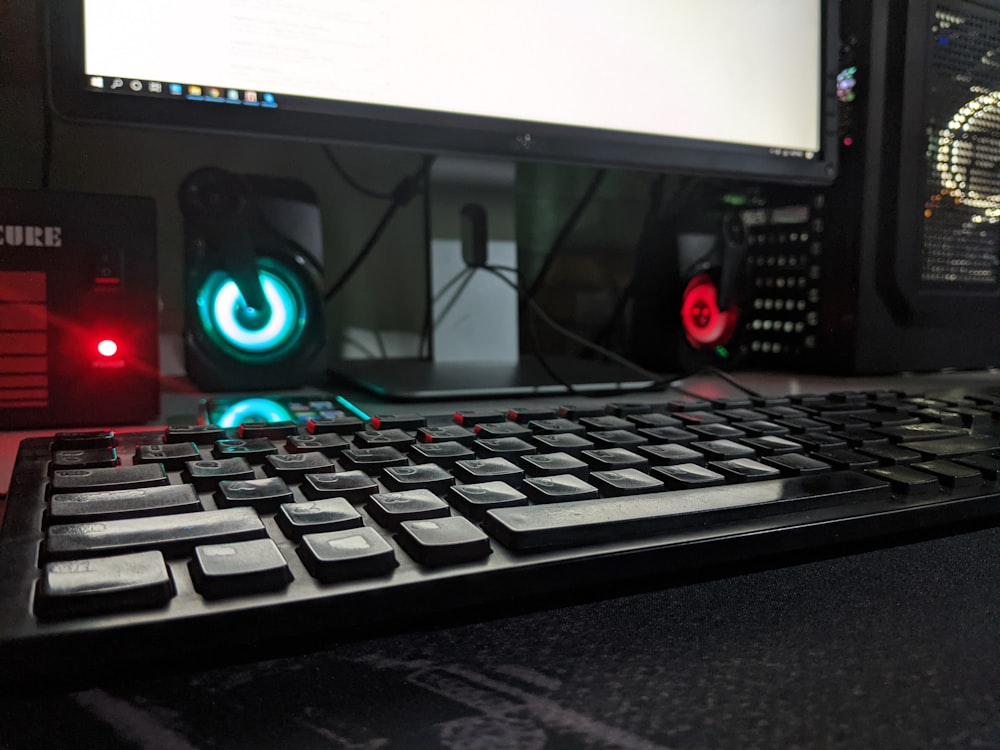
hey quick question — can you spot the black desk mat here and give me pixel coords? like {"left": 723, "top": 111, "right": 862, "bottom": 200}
{"left": 2, "top": 526, "right": 998, "bottom": 749}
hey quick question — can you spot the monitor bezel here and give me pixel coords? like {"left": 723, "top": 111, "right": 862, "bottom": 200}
{"left": 46, "top": 0, "right": 839, "bottom": 185}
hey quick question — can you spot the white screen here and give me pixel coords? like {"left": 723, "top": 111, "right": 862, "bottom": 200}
{"left": 83, "top": 0, "right": 822, "bottom": 154}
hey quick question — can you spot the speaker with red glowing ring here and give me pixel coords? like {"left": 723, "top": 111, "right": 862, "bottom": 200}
{"left": 180, "top": 168, "right": 326, "bottom": 392}
{"left": 680, "top": 273, "right": 740, "bottom": 353}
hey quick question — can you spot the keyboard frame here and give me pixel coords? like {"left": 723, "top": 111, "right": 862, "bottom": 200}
{"left": 3, "top": 398, "right": 1000, "bottom": 684}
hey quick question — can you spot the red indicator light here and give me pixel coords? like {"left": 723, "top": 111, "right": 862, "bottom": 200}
{"left": 97, "top": 339, "right": 119, "bottom": 357}
{"left": 843, "top": 136, "right": 854, "bottom": 147}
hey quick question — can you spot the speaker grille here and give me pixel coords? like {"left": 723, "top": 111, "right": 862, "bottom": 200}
{"left": 923, "top": 1, "right": 1000, "bottom": 286}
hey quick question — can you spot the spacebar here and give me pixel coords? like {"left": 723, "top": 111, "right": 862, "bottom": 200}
{"left": 45, "top": 508, "right": 267, "bottom": 560}
{"left": 483, "top": 471, "right": 891, "bottom": 551}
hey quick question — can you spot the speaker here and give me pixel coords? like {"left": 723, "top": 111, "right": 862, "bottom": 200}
{"left": 816, "top": 0, "right": 1000, "bottom": 372}
{"left": 0, "top": 189, "right": 159, "bottom": 428}
{"left": 180, "top": 168, "right": 326, "bottom": 391}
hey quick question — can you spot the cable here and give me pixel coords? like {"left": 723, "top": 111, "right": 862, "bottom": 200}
{"left": 323, "top": 155, "right": 435, "bottom": 304}
{"left": 703, "top": 366, "right": 762, "bottom": 398}
{"left": 321, "top": 146, "right": 395, "bottom": 200}
{"left": 483, "top": 264, "right": 668, "bottom": 385}
{"left": 523, "top": 168, "right": 607, "bottom": 304}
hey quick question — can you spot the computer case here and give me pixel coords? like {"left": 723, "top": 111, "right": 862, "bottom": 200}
{"left": 819, "top": 0, "right": 1000, "bottom": 372}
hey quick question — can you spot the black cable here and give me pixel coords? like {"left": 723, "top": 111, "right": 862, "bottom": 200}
{"left": 321, "top": 145, "right": 395, "bottom": 200}
{"left": 523, "top": 168, "right": 607, "bottom": 304}
{"left": 484, "top": 264, "right": 668, "bottom": 385}
{"left": 323, "top": 155, "right": 434, "bottom": 303}
{"left": 703, "top": 366, "right": 762, "bottom": 398}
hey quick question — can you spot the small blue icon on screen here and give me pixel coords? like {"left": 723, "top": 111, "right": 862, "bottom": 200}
{"left": 263, "top": 93, "right": 275, "bottom": 104}
{"left": 169, "top": 83, "right": 183, "bottom": 95}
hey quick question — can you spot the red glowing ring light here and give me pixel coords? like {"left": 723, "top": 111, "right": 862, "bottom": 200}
{"left": 680, "top": 273, "right": 739, "bottom": 350}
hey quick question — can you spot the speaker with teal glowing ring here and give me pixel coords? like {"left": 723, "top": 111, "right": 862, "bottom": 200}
{"left": 180, "top": 168, "right": 326, "bottom": 391}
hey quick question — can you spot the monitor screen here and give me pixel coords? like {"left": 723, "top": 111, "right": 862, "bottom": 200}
{"left": 48, "top": 0, "right": 838, "bottom": 184}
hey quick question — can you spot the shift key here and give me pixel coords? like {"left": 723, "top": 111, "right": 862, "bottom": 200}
{"left": 45, "top": 507, "right": 267, "bottom": 560}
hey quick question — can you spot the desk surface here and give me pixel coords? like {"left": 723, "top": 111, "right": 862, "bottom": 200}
{"left": 1, "top": 369, "right": 998, "bottom": 748}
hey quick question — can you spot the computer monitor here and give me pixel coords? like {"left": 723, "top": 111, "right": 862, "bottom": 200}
{"left": 46, "top": 1, "right": 840, "bottom": 397}
{"left": 49, "top": 1, "right": 837, "bottom": 183}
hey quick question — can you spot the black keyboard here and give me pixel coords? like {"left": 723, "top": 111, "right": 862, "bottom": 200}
{"left": 3, "top": 389, "right": 1000, "bottom": 683}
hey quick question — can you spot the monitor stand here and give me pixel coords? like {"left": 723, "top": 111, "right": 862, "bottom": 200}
{"left": 332, "top": 157, "right": 654, "bottom": 400}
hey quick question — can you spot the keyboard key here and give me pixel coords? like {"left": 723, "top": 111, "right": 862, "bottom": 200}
{"left": 528, "top": 417, "right": 586, "bottom": 435}
{"left": 339, "top": 446, "right": 408, "bottom": 474}
{"left": 44, "top": 507, "right": 267, "bottom": 560}
{"left": 238, "top": 421, "right": 299, "bottom": 440}
{"left": 520, "top": 452, "right": 589, "bottom": 479}
{"left": 366, "top": 489, "right": 450, "bottom": 529}
{"left": 811, "top": 448, "right": 879, "bottom": 471}
{"left": 307, "top": 416, "right": 365, "bottom": 435}
{"left": 955, "top": 453, "right": 1000, "bottom": 480}
{"left": 285, "top": 433, "right": 350, "bottom": 457}
{"left": 690, "top": 439, "right": 756, "bottom": 461}
{"left": 484, "top": 472, "right": 893, "bottom": 551}
{"left": 652, "top": 463, "right": 726, "bottom": 489}
{"left": 396, "top": 517, "right": 492, "bottom": 566}
{"left": 189, "top": 538, "right": 292, "bottom": 599}
{"left": 474, "top": 437, "right": 537, "bottom": 459}
{"left": 164, "top": 424, "right": 225, "bottom": 445}
{"left": 52, "top": 430, "right": 116, "bottom": 450}
{"left": 452, "top": 409, "right": 506, "bottom": 426}
{"left": 740, "top": 435, "right": 802, "bottom": 456}
{"left": 452, "top": 457, "right": 525, "bottom": 486}
{"left": 899, "top": 435, "right": 1000, "bottom": 459}
{"left": 580, "top": 415, "right": 635, "bottom": 432}
{"left": 588, "top": 429, "right": 648, "bottom": 449}
{"left": 51, "top": 448, "right": 120, "bottom": 470}
{"left": 298, "top": 526, "right": 398, "bottom": 582}
{"left": 382, "top": 463, "right": 456, "bottom": 493}
{"left": 447, "top": 481, "right": 528, "bottom": 520}
{"left": 866, "top": 465, "right": 939, "bottom": 498}
{"left": 627, "top": 412, "right": 682, "bottom": 429}
{"left": 212, "top": 438, "right": 278, "bottom": 463}
{"left": 276, "top": 498, "right": 363, "bottom": 539}
{"left": 215, "top": 477, "right": 294, "bottom": 510}
{"left": 369, "top": 413, "right": 426, "bottom": 430}
{"left": 48, "top": 484, "right": 202, "bottom": 524}
{"left": 637, "top": 443, "right": 706, "bottom": 466}
{"left": 134, "top": 442, "right": 201, "bottom": 469}
{"left": 856, "top": 444, "right": 922, "bottom": 467}
{"left": 35, "top": 550, "right": 175, "bottom": 620}
{"left": 409, "top": 441, "right": 476, "bottom": 467}
{"left": 604, "top": 402, "right": 652, "bottom": 416}
{"left": 506, "top": 406, "right": 557, "bottom": 423}
{"left": 418, "top": 424, "right": 477, "bottom": 445}
{"left": 638, "top": 426, "right": 699, "bottom": 444}
{"left": 710, "top": 458, "right": 782, "bottom": 483}
{"left": 530, "top": 432, "right": 595, "bottom": 455}
{"left": 264, "top": 452, "right": 336, "bottom": 482}
{"left": 876, "top": 423, "right": 968, "bottom": 443}
{"left": 50, "top": 464, "right": 169, "bottom": 494}
{"left": 688, "top": 423, "right": 746, "bottom": 440}
{"left": 912, "top": 460, "right": 983, "bottom": 488}
{"left": 181, "top": 458, "right": 255, "bottom": 492}
{"left": 760, "top": 453, "right": 831, "bottom": 477}
{"left": 300, "top": 470, "right": 378, "bottom": 503}
{"left": 473, "top": 421, "right": 532, "bottom": 439}
{"left": 353, "top": 429, "right": 415, "bottom": 449}
{"left": 590, "top": 469, "right": 664, "bottom": 496}
{"left": 522, "top": 474, "right": 600, "bottom": 503}
{"left": 581, "top": 448, "right": 649, "bottom": 472}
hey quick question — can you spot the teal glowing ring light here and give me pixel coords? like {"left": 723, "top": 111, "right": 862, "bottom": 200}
{"left": 195, "top": 257, "right": 310, "bottom": 363}
{"left": 215, "top": 397, "right": 295, "bottom": 428}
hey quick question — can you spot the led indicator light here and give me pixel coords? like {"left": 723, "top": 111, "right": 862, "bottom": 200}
{"left": 97, "top": 339, "right": 118, "bottom": 357}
